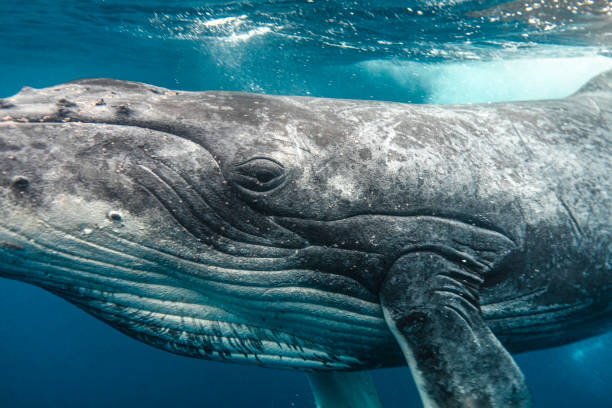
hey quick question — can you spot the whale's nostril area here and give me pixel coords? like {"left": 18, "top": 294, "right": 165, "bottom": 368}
{"left": 11, "top": 176, "right": 30, "bottom": 190}
{"left": 107, "top": 210, "right": 123, "bottom": 222}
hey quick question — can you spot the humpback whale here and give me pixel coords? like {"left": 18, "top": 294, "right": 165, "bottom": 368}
{"left": 0, "top": 69, "right": 610, "bottom": 407}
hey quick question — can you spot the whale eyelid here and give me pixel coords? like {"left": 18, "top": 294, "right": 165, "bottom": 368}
{"left": 233, "top": 156, "right": 285, "bottom": 169}
{"left": 230, "top": 157, "right": 286, "bottom": 193}
{"left": 234, "top": 157, "right": 285, "bottom": 180}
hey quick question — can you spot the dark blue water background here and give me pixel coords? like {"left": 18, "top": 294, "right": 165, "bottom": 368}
{"left": 0, "top": 1, "right": 611, "bottom": 407}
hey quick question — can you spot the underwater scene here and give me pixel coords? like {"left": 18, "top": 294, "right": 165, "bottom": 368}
{"left": 0, "top": 1, "right": 611, "bottom": 407}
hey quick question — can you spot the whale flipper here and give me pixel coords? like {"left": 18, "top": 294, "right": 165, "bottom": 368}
{"left": 307, "top": 371, "right": 383, "bottom": 408}
{"left": 381, "top": 252, "right": 532, "bottom": 408}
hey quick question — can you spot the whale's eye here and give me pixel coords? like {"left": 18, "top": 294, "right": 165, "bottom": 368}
{"left": 231, "top": 157, "right": 286, "bottom": 193}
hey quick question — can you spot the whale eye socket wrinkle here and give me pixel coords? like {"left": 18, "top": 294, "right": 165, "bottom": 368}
{"left": 230, "top": 157, "right": 286, "bottom": 193}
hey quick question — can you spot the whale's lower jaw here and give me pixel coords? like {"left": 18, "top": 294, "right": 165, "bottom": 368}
{"left": 4, "top": 274, "right": 401, "bottom": 370}
{"left": 36, "top": 284, "right": 387, "bottom": 370}
{"left": 0, "top": 217, "right": 401, "bottom": 371}
{"left": 0, "top": 272, "right": 400, "bottom": 371}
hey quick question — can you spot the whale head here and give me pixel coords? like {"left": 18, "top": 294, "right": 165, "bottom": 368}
{"left": 0, "top": 79, "right": 416, "bottom": 370}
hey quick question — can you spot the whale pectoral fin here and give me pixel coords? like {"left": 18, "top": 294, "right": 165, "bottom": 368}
{"left": 380, "top": 251, "right": 531, "bottom": 408}
{"left": 306, "top": 370, "right": 383, "bottom": 408}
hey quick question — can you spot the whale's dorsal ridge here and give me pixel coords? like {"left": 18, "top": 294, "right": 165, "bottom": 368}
{"left": 574, "top": 67, "right": 612, "bottom": 95}
{"left": 63, "top": 78, "right": 166, "bottom": 95}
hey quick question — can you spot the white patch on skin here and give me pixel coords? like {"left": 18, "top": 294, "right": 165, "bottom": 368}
{"left": 327, "top": 174, "right": 359, "bottom": 201}
{"left": 47, "top": 194, "right": 115, "bottom": 226}
{"left": 43, "top": 194, "right": 153, "bottom": 240}
{"left": 285, "top": 122, "right": 306, "bottom": 163}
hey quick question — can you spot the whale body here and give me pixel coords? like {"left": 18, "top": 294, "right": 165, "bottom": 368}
{"left": 0, "top": 70, "right": 610, "bottom": 407}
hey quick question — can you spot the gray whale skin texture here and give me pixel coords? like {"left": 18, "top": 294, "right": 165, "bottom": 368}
{"left": 0, "top": 69, "right": 610, "bottom": 408}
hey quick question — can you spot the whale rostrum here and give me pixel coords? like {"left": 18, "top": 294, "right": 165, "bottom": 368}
{"left": 0, "top": 70, "right": 611, "bottom": 407}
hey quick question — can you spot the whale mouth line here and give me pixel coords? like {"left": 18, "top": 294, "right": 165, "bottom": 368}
{"left": 273, "top": 210, "right": 515, "bottom": 245}
{"left": 0, "top": 219, "right": 381, "bottom": 312}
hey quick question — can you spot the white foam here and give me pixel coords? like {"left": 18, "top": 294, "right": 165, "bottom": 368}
{"left": 222, "top": 26, "right": 271, "bottom": 44}
{"left": 202, "top": 15, "right": 247, "bottom": 28}
{"left": 358, "top": 55, "right": 612, "bottom": 104}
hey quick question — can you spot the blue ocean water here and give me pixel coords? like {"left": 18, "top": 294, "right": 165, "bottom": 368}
{"left": 0, "top": 1, "right": 611, "bottom": 407}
